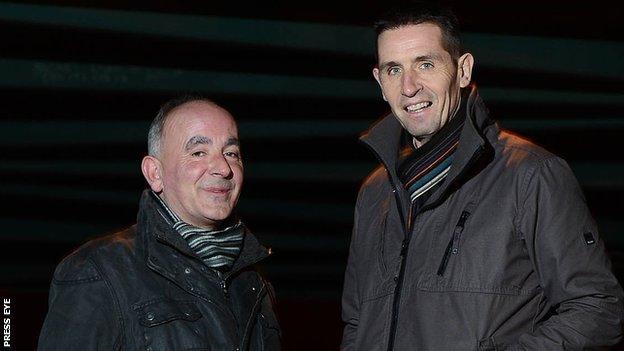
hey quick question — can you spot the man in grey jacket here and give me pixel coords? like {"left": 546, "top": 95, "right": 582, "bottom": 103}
{"left": 341, "top": 2, "right": 624, "bottom": 350}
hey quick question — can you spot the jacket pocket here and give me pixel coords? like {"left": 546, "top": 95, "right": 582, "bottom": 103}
{"left": 437, "top": 209, "right": 472, "bottom": 276}
{"left": 133, "top": 299, "right": 213, "bottom": 350}
{"left": 136, "top": 299, "right": 202, "bottom": 327}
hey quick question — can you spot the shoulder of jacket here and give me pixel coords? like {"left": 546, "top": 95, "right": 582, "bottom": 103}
{"left": 494, "top": 130, "right": 579, "bottom": 196}
{"left": 53, "top": 225, "right": 138, "bottom": 284}
{"left": 495, "top": 129, "right": 562, "bottom": 169}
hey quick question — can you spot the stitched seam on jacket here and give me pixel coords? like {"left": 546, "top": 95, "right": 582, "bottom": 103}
{"left": 131, "top": 297, "right": 196, "bottom": 310}
{"left": 52, "top": 276, "right": 102, "bottom": 285}
{"left": 416, "top": 284, "right": 534, "bottom": 296}
{"left": 88, "top": 256, "right": 126, "bottom": 350}
{"left": 360, "top": 288, "right": 394, "bottom": 303}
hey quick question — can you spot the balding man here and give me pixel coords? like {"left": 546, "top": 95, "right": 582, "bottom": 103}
{"left": 39, "top": 96, "right": 281, "bottom": 351}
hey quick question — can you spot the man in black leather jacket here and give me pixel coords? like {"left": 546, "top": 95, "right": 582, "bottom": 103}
{"left": 38, "top": 96, "right": 281, "bottom": 350}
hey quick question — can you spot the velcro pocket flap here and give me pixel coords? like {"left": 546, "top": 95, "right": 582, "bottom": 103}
{"left": 134, "top": 299, "right": 202, "bottom": 327}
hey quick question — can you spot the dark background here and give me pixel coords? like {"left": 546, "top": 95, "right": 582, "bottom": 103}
{"left": 1, "top": 0, "right": 623, "bottom": 350}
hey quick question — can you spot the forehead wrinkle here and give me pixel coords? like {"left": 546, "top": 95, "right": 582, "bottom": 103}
{"left": 415, "top": 53, "right": 443, "bottom": 61}
{"left": 184, "top": 135, "right": 212, "bottom": 151}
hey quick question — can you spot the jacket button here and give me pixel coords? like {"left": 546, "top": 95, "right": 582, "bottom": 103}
{"left": 393, "top": 276, "right": 398, "bottom": 282}
{"left": 184, "top": 267, "right": 192, "bottom": 274}
{"left": 146, "top": 312, "right": 155, "bottom": 321}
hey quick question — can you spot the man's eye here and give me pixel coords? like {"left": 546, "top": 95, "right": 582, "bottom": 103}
{"left": 192, "top": 151, "right": 206, "bottom": 157}
{"left": 224, "top": 151, "right": 240, "bottom": 160}
{"left": 419, "top": 62, "right": 434, "bottom": 69}
{"left": 387, "top": 67, "right": 402, "bottom": 76}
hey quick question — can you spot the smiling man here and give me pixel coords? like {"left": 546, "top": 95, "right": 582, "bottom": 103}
{"left": 341, "top": 2, "right": 623, "bottom": 350}
{"left": 39, "top": 96, "right": 281, "bottom": 351}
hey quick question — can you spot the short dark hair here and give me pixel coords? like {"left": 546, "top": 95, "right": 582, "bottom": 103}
{"left": 374, "top": 1, "right": 463, "bottom": 61}
{"left": 147, "top": 94, "right": 215, "bottom": 157}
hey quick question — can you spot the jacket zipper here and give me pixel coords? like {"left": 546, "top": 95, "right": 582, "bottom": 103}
{"left": 386, "top": 205, "right": 411, "bottom": 351}
{"left": 220, "top": 280, "right": 229, "bottom": 296}
{"left": 361, "top": 143, "right": 410, "bottom": 351}
{"left": 384, "top": 145, "right": 484, "bottom": 351}
{"left": 437, "top": 210, "right": 471, "bottom": 276}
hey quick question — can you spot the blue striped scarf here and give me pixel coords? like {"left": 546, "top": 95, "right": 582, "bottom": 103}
{"left": 398, "top": 106, "right": 466, "bottom": 211}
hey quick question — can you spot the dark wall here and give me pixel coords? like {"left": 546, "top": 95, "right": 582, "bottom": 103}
{"left": 1, "top": 1, "right": 623, "bottom": 350}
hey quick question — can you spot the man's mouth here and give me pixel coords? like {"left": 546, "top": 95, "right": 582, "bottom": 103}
{"left": 203, "top": 186, "right": 231, "bottom": 195}
{"left": 404, "top": 101, "right": 432, "bottom": 113}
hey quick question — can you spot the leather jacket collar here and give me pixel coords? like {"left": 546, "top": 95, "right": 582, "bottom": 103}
{"left": 136, "top": 190, "right": 270, "bottom": 280}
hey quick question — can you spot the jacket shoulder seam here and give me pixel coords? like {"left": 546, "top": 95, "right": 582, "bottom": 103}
{"left": 517, "top": 155, "right": 561, "bottom": 231}
{"left": 494, "top": 134, "right": 553, "bottom": 162}
{"left": 52, "top": 275, "right": 102, "bottom": 285}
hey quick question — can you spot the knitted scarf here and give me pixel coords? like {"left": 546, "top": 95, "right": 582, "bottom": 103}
{"left": 397, "top": 105, "right": 466, "bottom": 211}
{"left": 152, "top": 191, "right": 244, "bottom": 271}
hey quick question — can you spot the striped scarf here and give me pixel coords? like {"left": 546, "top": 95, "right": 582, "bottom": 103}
{"left": 398, "top": 110, "right": 465, "bottom": 209}
{"left": 152, "top": 192, "right": 244, "bottom": 271}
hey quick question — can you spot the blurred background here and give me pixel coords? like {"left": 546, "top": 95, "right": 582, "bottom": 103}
{"left": 0, "top": 0, "right": 622, "bottom": 349}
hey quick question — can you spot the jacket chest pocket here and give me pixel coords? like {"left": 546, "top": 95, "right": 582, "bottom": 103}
{"left": 426, "top": 203, "right": 532, "bottom": 295}
{"left": 436, "top": 209, "right": 471, "bottom": 276}
{"left": 133, "top": 299, "right": 216, "bottom": 351}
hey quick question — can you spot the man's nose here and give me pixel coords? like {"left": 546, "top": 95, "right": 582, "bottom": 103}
{"left": 209, "top": 154, "right": 233, "bottom": 178}
{"left": 401, "top": 70, "right": 421, "bottom": 97}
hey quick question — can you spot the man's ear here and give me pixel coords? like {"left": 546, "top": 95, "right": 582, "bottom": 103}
{"left": 457, "top": 53, "right": 474, "bottom": 88}
{"left": 372, "top": 67, "right": 388, "bottom": 101}
{"left": 141, "top": 156, "right": 164, "bottom": 193}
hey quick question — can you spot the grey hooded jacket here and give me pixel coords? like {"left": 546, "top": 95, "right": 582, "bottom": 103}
{"left": 341, "top": 85, "right": 624, "bottom": 350}
{"left": 38, "top": 190, "right": 281, "bottom": 351}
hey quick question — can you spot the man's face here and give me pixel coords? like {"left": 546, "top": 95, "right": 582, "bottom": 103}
{"left": 373, "top": 23, "right": 473, "bottom": 147}
{"left": 149, "top": 101, "right": 243, "bottom": 229}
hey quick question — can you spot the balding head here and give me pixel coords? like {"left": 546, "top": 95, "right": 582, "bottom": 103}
{"left": 147, "top": 95, "right": 225, "bottom": 157}
{"left": 141, "top": 97, "right": 243, "bottom": 229}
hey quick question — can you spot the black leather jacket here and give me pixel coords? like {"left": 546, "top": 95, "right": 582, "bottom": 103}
{"left": 38, "top": 190, "right": 281, "bottom": 351}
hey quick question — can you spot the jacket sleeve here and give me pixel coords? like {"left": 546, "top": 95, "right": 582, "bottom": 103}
{"left": 341, "top": 191, "right": 363, "bottom": 350}
{"left": 509, "top": 156, "right": 624, "bottom": 349}
{"left": 38, "top": 254, "right": 122, "bottom": 351}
